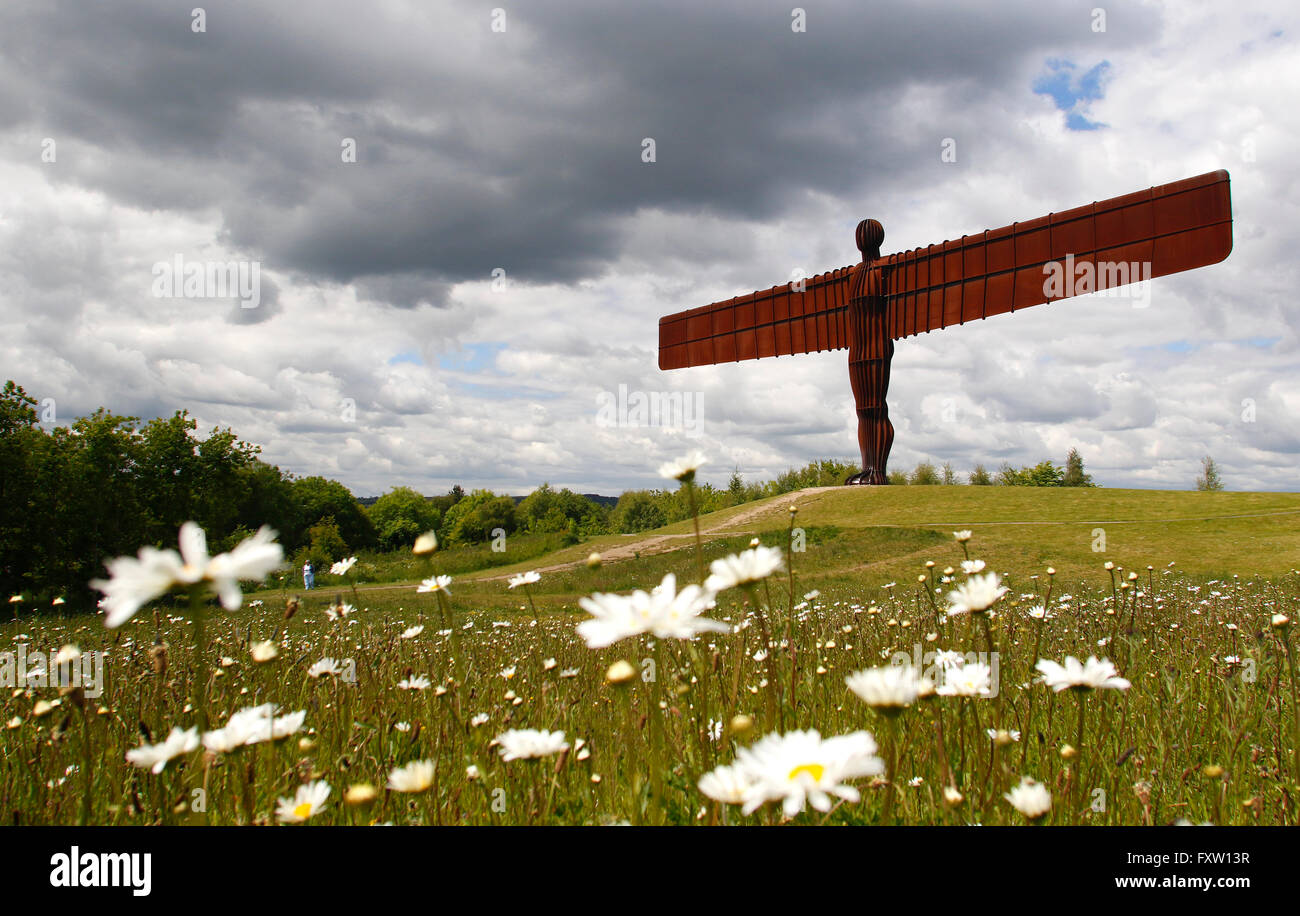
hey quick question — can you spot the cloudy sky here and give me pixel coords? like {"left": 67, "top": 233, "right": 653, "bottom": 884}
{"left": 1, "top": 0, "right": 1296, "bottom": 496}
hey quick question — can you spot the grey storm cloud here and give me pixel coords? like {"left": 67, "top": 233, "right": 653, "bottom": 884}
{"left": 1, "top": 0, "right": 1158, "bottom": 292}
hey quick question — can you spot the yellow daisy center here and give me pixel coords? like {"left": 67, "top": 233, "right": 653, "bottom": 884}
{"left": 294, "top": 802, "right": 313, "bottom": 819}
{"left": 788, "top": 763, "right": 825, "bottom": 783}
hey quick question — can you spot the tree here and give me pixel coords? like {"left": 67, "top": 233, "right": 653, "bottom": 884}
{"left": 887, "top": 470, "right": 910, "bottom": 486}
{"left": 998, "top": 461, "right": 1064, "bottom": 487}
{"left": 610, "top": 490, "right": 667, "bottom": 533}
{"left": 231, "top": 460, "right": 300, "bottom": 552}
{"left": 910, "top": 461, "right": 940, "bottom": 485}
{"left": 368, "top": 486, "right": 442, "bottom": 551}
{"left": 440, "top": 489, "right": 518, "bottom": 544}
{"left": 299, "top": 516, "right": 348, "bottom": 571}
{"left": 969, "top": 464, "right": 992, "bottom": 486}
{"left": 292, "top": 476, "right": 376, "bottom": 550}
{"left": 995, "top": 462, "right": 1022, "bottom": 486}
{"left": 1062, "top": 448, "right": 1095, "bottom": 487}
{"left": 1196, "top": 456, "right": 1225, "bottom": 491}
{"left": 941, "top": 462, "right": 957, "bottom": 485}
{"left": 728, "top": 468, "right": 745, "bottom": 504}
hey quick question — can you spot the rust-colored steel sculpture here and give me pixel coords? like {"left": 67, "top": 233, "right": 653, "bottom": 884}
{"left": 658, "top": 170, "right": 1233, "bottom": 484}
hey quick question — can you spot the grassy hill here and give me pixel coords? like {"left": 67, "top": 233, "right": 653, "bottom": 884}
{"left": 325, "top": 485, "right": 1300, "bottom": 613}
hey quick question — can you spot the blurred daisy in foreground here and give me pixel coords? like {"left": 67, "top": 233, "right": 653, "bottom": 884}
{"left": 730, "top": 729, "right": 884, "bottom": 818}
{"left": 935, "top": 662, "right": 995, "bottom": 698}
{"left": 125, "top": 726, "right": 199, "bottom": 774}
{"left": 698, "top": 763, "right": 758, "bottom": 806}
{"left": 92, "top": 522, "right": 282, "bottom": 628}
{"left": 387, "top": 760, "right": 435, "bottom": 793}
{"left": 330, "top": 557, "right": 357, "bottom": 576}
{"left": 704, "top": 546, "right": 784, "bottom": 592}
{"left": 496, "top": 728, "right": 569, "bottom": 761}
{"left": 1035, "top": 656, "right": 1130, "bottom": 692}
{"left": 203, "top": 704, "right": 305, "bottom": 752}
{"left": 658, "top": 450, "right": 707, "bottom": 483}
{"left": 276, "top": 780, "right": 331, "bottom": 823}
{"left": 845, "top": 666, "right": 930, "bottom": 714}
{"left": 307, "top": 657, "right": 344, "bottom": 679}
{"left": 1004, "top": 777, "right": 1051, "bottom": 821}
{"left": 577, "top": 573, "right": 725, "bottom": 648}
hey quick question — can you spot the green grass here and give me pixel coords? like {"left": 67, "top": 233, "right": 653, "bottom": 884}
{"left": 374, "top": 486, "right": 1300, "bottom": 612}
{"left": 4, "top": 484, "right": 1300, "bottom": 826}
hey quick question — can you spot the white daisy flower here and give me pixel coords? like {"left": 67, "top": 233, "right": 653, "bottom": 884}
{"left": 92, "top": 522, "right": 282, "bottom": 628}
{"left": 398, "top": 675, "right": 432, "bottom": 691}
{"left": 203, "top": 704, "right": 305, "bottom": 752}
{"left": 307, "top": 657, "right": 343, "bottom": 679}
{"left": 844, "top": 666, "right": 929, "bottom": 711}
{"left": 324, "top": 602, "right": 356, "bottom": 621}
{"left": 698, "top": 763, "right": 758, "bottom": 805}
{"left": 734, "top": 729, "right": 885, "bottom": 818}
{"left": 276, "top": 780, "right": 331, "bottom": 823}
{"left": 496, "top": 728, "right": 569, "bottom": 761}
{"left": 946, "top": 573, "right": 1009, "bottom": 616}
{"left": 417, "top": 575, "right": 452, "bottom": 594}
{"left": 330, "top": 557, "right": 357, "bottom": 576}
{"left": 960, "top": 559, "right": 986, "bottom": 575}
{"left": 1035, "top": 656, "right": 1131, "bottom": 692}
{"left": 932, "top": 649, "right": 965, "bottom": 670}
{"left": 936, "top": 662, "right": 994, "bottom": 698}
{"left": 577, "top": 573, "right": 726, "bottom": 648}
{"left": 704, "top": 546, "right": 785, "bottom": 592}
{"left": 400, "top": 625, "right": 424, "bottom": 639}
{"left": 658, "top": 450, "right": 707, "bottom": 482}
{"left": 508, "top": 571, "right": 541, "bottom": 590}
{"left": 125, "top": 726, "right": 199, "bottom": 774}
{"left": 387, "top": 760, "right": 435, "bottom": 793}
{"left": 1004, "top": 777, "right": 1051, "bottom": 820}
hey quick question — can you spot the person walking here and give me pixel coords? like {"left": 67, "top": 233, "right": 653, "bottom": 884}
{"left": 303, "top": 561, "right": 315, "bottom": 590}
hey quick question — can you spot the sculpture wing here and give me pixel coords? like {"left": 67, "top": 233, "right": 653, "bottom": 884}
{"left": 657, "top": 266, "right": 856, "bottom": 370}
{"left": 657, "top": 170, "right": 1232, "bottom": 368}
{"left": 883, "top": 170, "right": 1233, "bottom": 339}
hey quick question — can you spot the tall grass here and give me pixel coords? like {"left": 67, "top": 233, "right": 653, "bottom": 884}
{"left": 2, "top": 529, "right": 1297, "bottom": 825}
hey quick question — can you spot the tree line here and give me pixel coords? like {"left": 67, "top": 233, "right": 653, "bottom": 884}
{"left": 885, "top": 448, "right": 1096, "bottom": 487}
{"left": 7, "top": 377, "right": 1202, "bottom": 611}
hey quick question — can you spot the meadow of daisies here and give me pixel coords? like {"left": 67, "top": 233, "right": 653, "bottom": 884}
{"left": 3, "top": 453, "right": 1299, "bottom": 826}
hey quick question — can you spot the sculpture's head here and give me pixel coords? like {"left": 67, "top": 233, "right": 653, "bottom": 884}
{"left": 855, "top": 218, "right": 884, "bottom": 260}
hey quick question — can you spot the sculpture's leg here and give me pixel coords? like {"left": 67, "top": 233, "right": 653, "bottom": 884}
{"left": 845, "top": 287, "right": 893, "bottom": 485}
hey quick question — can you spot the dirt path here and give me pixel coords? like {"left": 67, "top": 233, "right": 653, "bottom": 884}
{"left": 477, "top": 486, "right": 843, "bottom": 581}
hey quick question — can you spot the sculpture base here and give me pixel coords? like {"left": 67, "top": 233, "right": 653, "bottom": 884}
{"left": 844, "top": 469, "right": 889, "bottom": 486}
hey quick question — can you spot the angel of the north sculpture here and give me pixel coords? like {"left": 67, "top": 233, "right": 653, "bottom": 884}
{"left": 658, "top": 170, "right": 1233, "bottom": 484}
